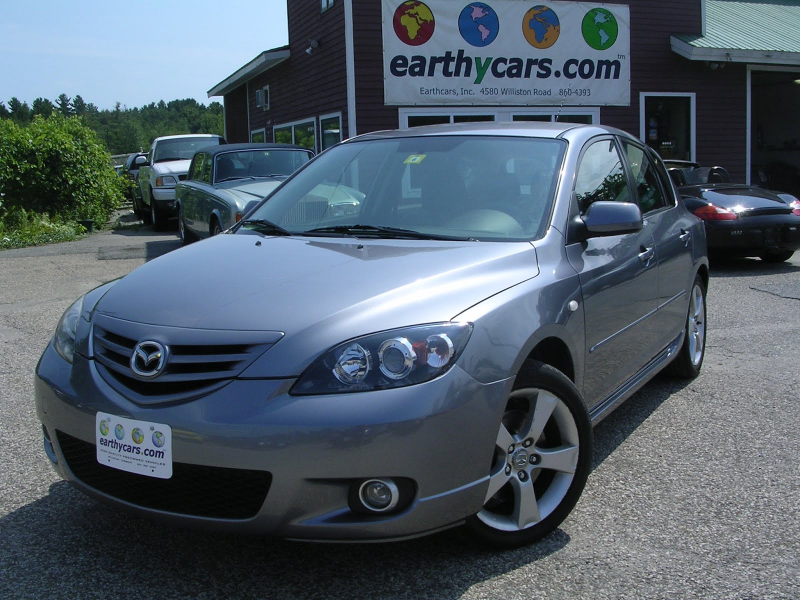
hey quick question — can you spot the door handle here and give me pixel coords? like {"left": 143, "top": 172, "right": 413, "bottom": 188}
{"left": 679, "top": 229, "right": 691, "bottom": 246}
{"left": 638, "top": 246, "right": 655, "bottom": 266}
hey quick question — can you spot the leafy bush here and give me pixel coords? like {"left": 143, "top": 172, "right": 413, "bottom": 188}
{"left": 0, "top": 115, "right": 126, "bottom": 225}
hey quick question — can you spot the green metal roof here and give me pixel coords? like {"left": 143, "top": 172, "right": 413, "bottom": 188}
{"left": 671, "top": 0, "right": 800, "bottom": 65}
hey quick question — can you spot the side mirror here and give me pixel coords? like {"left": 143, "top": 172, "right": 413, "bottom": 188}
{"left": 581, "top": 201, "right": 643, "bottom": 237}
{"left": 135, "top": 155, "right": 148, "bottom": 166}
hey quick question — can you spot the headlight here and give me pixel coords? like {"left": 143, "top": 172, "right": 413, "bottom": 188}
{"left": 291, "top": 323, "right": 472, "bottom": 395}
{"left": 53, "top": 296, "right": 84, "bottom": 363}
{"left": 155, "top": 176, "right": 177, "bottom": 187}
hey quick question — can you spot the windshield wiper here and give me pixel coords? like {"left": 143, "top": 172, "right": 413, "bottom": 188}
{"left": 239, "top": 219, "right": 291, "bottom": 236}
{"left": 305, "top": 224, "right": 472, "bottom": 241}
{"left": 217, "top": 176, "right": 254, "bottom": 183}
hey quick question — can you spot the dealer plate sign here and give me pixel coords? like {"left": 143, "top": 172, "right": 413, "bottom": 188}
{"left": 96, "top": 413, "right": 173, "bottom": 479}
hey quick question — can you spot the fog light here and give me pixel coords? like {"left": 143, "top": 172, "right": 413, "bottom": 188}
{"left": 358, "top": 478, "right": 399, "bottom": 512}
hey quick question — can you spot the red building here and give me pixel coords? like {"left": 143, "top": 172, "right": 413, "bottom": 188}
{"left": 208, "top": 0, "right": 800, "bottom": 192}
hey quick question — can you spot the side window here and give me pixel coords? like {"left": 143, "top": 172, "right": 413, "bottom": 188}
{"left": 574, "top": 139, "right": 629, "bottom": 214}
{"left": 188, "top": 154, "right": 204, "bottom": 181}
{"left": 647, "top": 147, "right": 678, "bottom": 207}
{"left": 622, "top": 141, "right": 668, "bottom": 213}
{"left": 201, "top": 154, "right": 212, "bottom": 184}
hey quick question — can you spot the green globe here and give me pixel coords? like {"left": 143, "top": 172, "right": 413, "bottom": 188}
{"left": 581, "top": 8, "right": 618, "bottom": 50}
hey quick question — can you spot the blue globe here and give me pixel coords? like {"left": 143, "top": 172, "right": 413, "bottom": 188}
{"left": 458, "top": 3, "right": 499, "bottom": 47}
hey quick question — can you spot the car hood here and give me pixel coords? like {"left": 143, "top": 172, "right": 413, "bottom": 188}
{"left": 219, "top": 179, "right": 283, "bottom": 203}
{"left": 681, "top": 184, "right": 793, "bottom": 212}
{"left": 152, "top": 160, "right": 192, "bottom": 176}
{"left": 94, "top": 234, "right": 539, "bottom": 376}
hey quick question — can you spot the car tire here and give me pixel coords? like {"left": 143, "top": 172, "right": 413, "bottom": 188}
{"left": 760, "top": 250, "right": 794, "bottom": 263}
{"left": 666, "top": 274, "right": 707, "bottom": 378}
{"left": 464, "top": 360, "right": 592, "bottom": 549}
{"left": 178, "top": 206, "right": 193, "bottom": 245}
{"left": 150, "top": 192, "right": 165, "bottom": 232}
{"left": 211, "top": 219, "right": 222, "bottom": 237}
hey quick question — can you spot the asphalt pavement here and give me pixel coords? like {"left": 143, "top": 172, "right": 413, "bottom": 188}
{"left": 1, "top": 212, "right": 798, "bottom": 599}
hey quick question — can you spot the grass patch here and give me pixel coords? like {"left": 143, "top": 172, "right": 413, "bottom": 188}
{"left": 0, "top": 212, "right": 88, "bottom": 250}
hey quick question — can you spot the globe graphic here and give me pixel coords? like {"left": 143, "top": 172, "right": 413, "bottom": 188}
{"left": 393, "top": 1, "right": 435, "bottom": 46}
{"left": 114, "top": 424, "right": 125, "bottom": 440}
{"left": 523, "top": 5, "right": 560, "bottom": 49}
{"left": 582, "top": 8, "right": 618, "bottom": 50}
{"left": 132, "top": 428, "right": 144, "bottom": 444}
{"left": 458, "top": 3, "right": 499, "bottom": 47}
{"left": 152, "top": 431, "right": 165, "bottom": 448}
{"left": 99, "top": 420, "right": 109, "bottom": 437}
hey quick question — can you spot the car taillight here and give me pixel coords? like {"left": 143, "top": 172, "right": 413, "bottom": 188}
{"left": 789, "top": 199, "right": 800, "bottom": 216}
{"left": 693, "top": 204, "right": 739, "bottom": 221}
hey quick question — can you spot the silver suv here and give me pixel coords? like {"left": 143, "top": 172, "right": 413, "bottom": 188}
{"left": 35, "top": 122, "right": 708, "bottom": 548}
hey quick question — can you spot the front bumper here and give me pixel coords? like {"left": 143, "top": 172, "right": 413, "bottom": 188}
{"left": 151, "top": 186, "right": 176, "bottom": 215}
{"left": 704, "top": 214, "right": 800, "bottom": 255}
{"left": 35, "top": 342, "right": 509, "bottom": 541}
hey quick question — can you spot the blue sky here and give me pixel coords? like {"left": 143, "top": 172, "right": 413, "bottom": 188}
{"left": 0, "top": 0, "right": 289, "bottom": 110}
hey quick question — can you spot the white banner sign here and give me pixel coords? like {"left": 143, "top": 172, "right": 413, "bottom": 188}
{"left": 382, "top": 1, "right": 630, "bottom": 106}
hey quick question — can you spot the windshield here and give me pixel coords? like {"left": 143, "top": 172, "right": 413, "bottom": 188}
{"left": 153, "top": 137, "right": 223, "bottom": 162}
{"left": 214, "top": 149, "right": 312, "bottom": 183}
{"left": 240, "top": 135, "right": 565, "bottom": 241}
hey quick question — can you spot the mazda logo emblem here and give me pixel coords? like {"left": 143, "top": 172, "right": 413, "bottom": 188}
{"left": 130, "top": 341, "right": 168, "bottom": 378}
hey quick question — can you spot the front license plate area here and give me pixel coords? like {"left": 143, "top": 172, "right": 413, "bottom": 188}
{"left": 96, "top": 413, "right": 173, "bottom": 479}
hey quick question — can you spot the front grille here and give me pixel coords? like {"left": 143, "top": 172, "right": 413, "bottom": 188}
{"left": 178, "top": 174, "right": 188, "bottom": 181}
{"left": 57, "top": 431, "right": 271, "bottom": 519}
{"left": 91, "top": 314, "right": 282, "bottom": 405}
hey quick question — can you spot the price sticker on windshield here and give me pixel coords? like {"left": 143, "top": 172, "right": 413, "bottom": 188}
{"left": 404, "top": 154, "right": 427, "bottom": 165}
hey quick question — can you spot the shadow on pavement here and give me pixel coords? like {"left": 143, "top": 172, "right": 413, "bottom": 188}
{"left": 0, "top": 480, "right": 569, "bottom": 599}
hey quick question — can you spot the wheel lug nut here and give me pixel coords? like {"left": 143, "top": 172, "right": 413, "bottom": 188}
{"left": 518, "top": 471, "right": 527, "bottom": 481}
{"left": 505, "top": 465, "right": 512, "bottom": 475}
{"left": 508, "top": 445, "right": 515, "bottom": 453}
{"left": 529, "top": 454, "right": 540, "bottom": 465}
{"left": 522, "top": 438, "right": 533, "bottom": 448}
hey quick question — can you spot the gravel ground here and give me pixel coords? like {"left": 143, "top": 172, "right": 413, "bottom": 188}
{"left": 1, "top": 214, "right": 798, "bottom": 599}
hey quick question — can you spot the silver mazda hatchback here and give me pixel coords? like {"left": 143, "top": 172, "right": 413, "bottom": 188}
{"left": 35, "top": 122, "right": 708, "bottom": 548}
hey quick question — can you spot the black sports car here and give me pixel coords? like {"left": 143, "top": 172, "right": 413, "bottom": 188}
{"left": 665, "top": 160, "right": 800, "bottom": 262}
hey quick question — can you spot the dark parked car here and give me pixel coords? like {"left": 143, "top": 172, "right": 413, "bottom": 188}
{"left": 123, "top": 152, "right": 148, "bottom": 204}
{"left": 665, "top": 160, "right": 800, "bottom": 262}
{"left": 36, "top": 122, "right": 708, "bottom": 548}
{"left": 175, "top": 143, "right": 314, "bottom": 244}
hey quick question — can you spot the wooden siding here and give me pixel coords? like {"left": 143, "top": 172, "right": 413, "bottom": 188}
{"left": 221, "top": 0, "right": 753, "bottom": 181}
{"left": 225, "top": 0, "right": 350, "bottom": 146}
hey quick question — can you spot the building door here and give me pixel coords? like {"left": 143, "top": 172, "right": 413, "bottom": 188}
{"left": 640, "top": 93, "right": 695, "bottom": 161}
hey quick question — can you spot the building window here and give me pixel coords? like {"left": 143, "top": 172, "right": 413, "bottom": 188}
{"left": 274, "top": 119, "right": 316, "bottom": 152}
{"left": 640, "top": 93, "right": 695, "bottom": 161}
{"left": 399, "top": 108, "right": 599, "bottom": 128}
{"left": 250, "top": 129, "right": 266, "bottom": 143}
{"left": 321, "top": 0, "right": 334, "bottom": 12}
{"left": 320, "top": 113, "right": 342, "bottom": 150}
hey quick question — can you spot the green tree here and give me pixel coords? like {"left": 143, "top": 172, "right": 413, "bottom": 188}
{"left": 32, "top": 97, "right": 55, "bottom": 118}
{"left": 8, "top": 97, "right": 31, "bottom": 123}
{"left": 0, "top": 101, "right": 9, "bottom": 119}
{"left": 72, "top": 95, "right": 88, "bottom": 116}
{"left": 56, "top": 93, "right": 73, "bottom": 116}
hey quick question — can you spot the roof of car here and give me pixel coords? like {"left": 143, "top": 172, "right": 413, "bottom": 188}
{"left": 156, "top": 134, "right": 224, "bottom": 141}
{"left": 350, "top": 120, "right": 625, "bottom": 142}
{"left": 200, "top": 143, "right": 312, "bottom": 156}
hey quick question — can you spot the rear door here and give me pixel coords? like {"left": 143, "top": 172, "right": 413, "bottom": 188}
{"left": 621, "top": 140, "right": 694, "bottom": 350}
